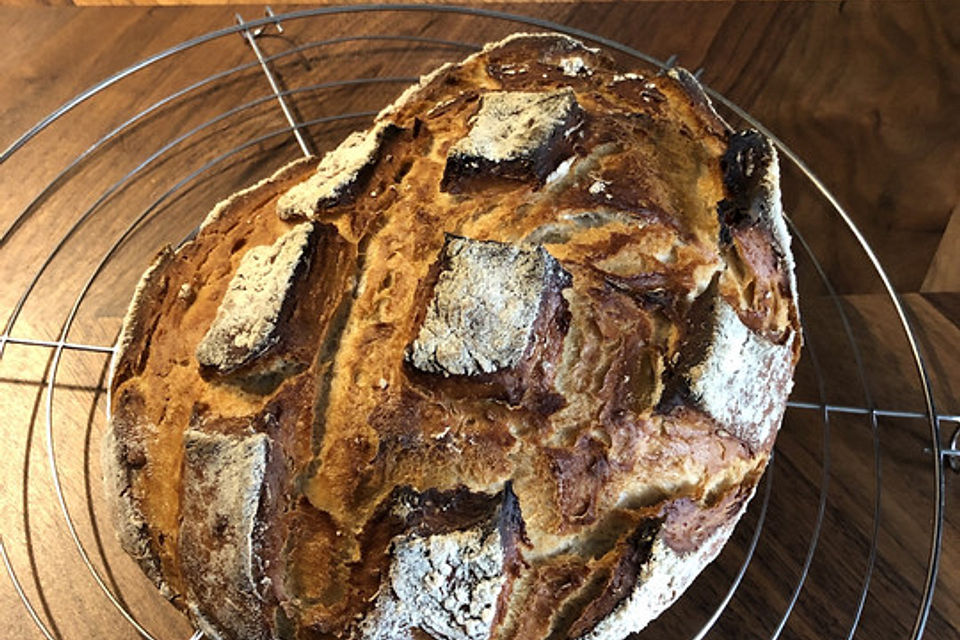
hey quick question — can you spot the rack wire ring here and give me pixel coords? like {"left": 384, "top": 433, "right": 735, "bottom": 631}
{"left": 948, "top": 427, "right": 960, "bottom": 474}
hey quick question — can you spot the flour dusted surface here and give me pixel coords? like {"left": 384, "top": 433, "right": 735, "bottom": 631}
{"left": 277, "top": 123, "right": 390, "bottom": 220}
{"left": 449, "top": 89, "right": 579, "bottom": 165}
{"left": 195, "top": 222, "right": 314, "bottom": 373}
{"left": 686, "top": 298, "right": 794, "bottom": 451}
{"left": 179, "top": 429, "right": 270, "bottom": 640}
{"left": 408, "top": 237, "right": 567, "bottom": 377}
{"left": 362, "top": 526, "right": 506, "bottom": 640}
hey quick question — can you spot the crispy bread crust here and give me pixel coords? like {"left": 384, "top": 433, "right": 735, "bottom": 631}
{"left": 105, "top": 33, "right": 799, "bottom": 640}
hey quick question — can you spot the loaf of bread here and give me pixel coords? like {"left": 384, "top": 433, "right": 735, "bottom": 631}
{"left": 103, "top": 33, "right": 800, "bottom": 640}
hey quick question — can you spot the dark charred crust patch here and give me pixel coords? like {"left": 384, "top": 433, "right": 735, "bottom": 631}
{"left": 656, "top": 276, "right": 721, "bottom": 414}
{"left": 391, "top": 484, "right": 509, "bottom": 538}
{"left": 492, "top": 483, "right": 530, "bottom": 635}
{"left": 717, "top": 130, "right": 775, "bottom": 243}
{"left": 498, "top": 481, "right": 530, "bottom": 552}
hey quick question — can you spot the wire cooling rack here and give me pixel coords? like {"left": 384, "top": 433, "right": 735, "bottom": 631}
{"left": 1, "top": 6, "right": 957, "bottom": 640}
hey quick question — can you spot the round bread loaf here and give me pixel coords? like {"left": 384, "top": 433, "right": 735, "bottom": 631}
{"left": 104, "top": 33, "right": 801, "bottom": 640}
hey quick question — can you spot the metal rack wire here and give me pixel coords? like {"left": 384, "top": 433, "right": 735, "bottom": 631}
{"left": 1, "top": 6, "right": 955, "bottom": 640}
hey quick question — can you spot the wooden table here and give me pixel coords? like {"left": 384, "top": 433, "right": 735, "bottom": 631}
{"left": 1, "top": 3, "right": 957, "bottom": 639}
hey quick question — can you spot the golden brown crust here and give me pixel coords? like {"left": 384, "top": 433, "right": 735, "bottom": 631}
{"left": 106, "top": 32, "right": 800, "bottom": 640}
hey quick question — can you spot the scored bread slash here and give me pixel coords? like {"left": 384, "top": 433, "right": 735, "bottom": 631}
{"left": 179, "top": 429, "right": 272, "bottom": 640}
{"left": 408, "top": 235, "right": 571, "bottom": 377}
{"left": 104, "top": 31, "right": 800, "bottom": 640}
{"left": 441, "top": 88, "right": 583, "bottom": 191}
{"left": 362, "top": 486, "right": 524, "bottom": 640}
{"left": 661, "top": 280, "right": 796, "bottom": 452}
{"left": 683, "top": 296, "right": 795, "bottom": 451}
{"left": 196, "top": 222, "right": 316, "bottom": 374}
{"left": 578, "top": 497, "right": 751, "bottom": 640}
{"left": 277, "top": 122, "right": 397, "bottom": 220}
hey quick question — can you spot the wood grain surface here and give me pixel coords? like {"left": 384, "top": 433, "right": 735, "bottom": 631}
{"left": 0, "top": 3, "right": 957, "bottom": 640}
